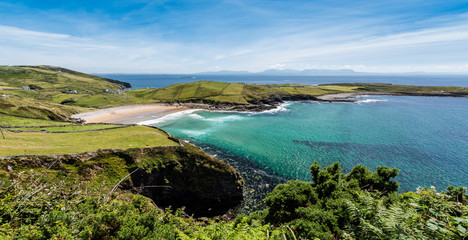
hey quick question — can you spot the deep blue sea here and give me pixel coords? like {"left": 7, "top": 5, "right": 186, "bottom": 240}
{"left": 100, "top": 74, "right": 468, "bottom": 194}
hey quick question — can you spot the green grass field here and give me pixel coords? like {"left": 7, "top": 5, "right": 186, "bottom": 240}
{"left": 0, "top": 125, "right": 179, "bottom": 156}
{"left": 331, "top": 83, "right": 468, "bottom": 94}
{"left": 0, "top": 114, "right": 72, "bottom": 127}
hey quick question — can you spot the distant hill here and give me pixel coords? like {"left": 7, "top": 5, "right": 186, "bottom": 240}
{"left": 196, "top": 70, "right": 253, "bottom": 75}
{"left": 194, "top": 69, "right": 454, "bottom": 76}
{"left": 261, "top": 68, "right": 358, "bottom": 75}
{"left": 197, "top": 68, "right": 360, "bottom": 75}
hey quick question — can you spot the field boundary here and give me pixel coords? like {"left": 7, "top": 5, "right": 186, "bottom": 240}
{"left": 6, "top": 125, "right": 131, "bottom": 133}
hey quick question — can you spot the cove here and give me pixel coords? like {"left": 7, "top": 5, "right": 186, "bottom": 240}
{"left": 152, "top": 95, "right": 468, "bottom": 192}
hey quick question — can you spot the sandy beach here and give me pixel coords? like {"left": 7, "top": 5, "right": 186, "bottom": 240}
{"left": 72, "top": 104, "right": 189, "bottom": 124}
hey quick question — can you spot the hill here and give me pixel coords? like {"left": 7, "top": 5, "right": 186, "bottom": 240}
{"left": 0, "top": 65, "right": 134, "bottom": 120}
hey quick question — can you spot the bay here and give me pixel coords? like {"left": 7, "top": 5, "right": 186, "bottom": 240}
{"left": 153, "top": 96, "right": 468, "bottom": 192}
{"left": 99, "top": 74, "right": 468, "bottom": 196}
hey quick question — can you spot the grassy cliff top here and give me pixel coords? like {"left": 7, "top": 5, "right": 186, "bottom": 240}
{"left": 0, "top": 125, "right": 179, "bottom": 156}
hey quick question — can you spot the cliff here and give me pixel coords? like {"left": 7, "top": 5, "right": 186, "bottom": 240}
{"left": 0, "top": 143, "right": 244, "bottom": 217}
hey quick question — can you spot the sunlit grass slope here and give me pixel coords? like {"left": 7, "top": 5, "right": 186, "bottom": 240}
{"left": 0, "top": 95, "right": 85, "bottom": 121}
{"left": 0, "top": 125, "right": 179, "bottom": 156}
{"left": 127, "top": 81, "right": 358, "bottom": 105}
{"left": 0, "top": 65, "right": 125, "bottom": 93}
{"left": 0, "top": 114, "right": 73, "bottom": 127}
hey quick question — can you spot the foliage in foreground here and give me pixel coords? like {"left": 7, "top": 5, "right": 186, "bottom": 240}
{"left": 259, "top": 162, "right": 468, "bottom": 239}
{"left": 0, "top": 169, "right": 282, "bottom": 239}
{"left": 1, "top": 163, "right": 467, "bottom": 239}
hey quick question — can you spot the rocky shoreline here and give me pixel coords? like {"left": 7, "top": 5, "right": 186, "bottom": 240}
{"left": 164, "top": 94, "right": 322, "bottom": 112}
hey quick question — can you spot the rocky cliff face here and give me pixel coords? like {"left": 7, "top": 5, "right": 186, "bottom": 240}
{"left": 168, "top": 94, "right": 322, "bottom": 112}
{"left": 1, "top": 143, "right": 244, "bottom": 217}
{"left": 128, "top": 145, "right": 244, "bottom": 216}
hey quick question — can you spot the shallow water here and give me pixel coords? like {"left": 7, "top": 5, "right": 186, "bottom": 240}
{"left": 152, "top": 96, "right": 468, "bottom": 192}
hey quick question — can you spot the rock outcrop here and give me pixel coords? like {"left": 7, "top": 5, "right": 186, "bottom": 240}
{"left": 0, "top": 143, "right": 244, "bottom": 217}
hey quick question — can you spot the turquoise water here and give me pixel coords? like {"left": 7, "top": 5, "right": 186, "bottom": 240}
{"left": 152, "top": 95, "right": 468, "bottom": 192}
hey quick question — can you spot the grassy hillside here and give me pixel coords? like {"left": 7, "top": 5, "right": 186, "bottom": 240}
{"left": 125, "top": 81, "right": 359, "bottom": 105}
{"left": 2, "top": 66, "right": 468, "bottom": 112}
{"left": 0, "top": 65, "right": 129, "bottom": 92}
{"left": 0, "top": 95, "right": 86, "bottom": 121}
{"left": 125, "top": 81, "right": 468, "bottom": 106}
{"left": 122, "top": 81, "right": 468, "bottom": 107}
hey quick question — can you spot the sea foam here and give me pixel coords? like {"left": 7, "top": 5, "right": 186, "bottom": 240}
{"left": 137, "top": 109, "right": 202, "bottom": 125}
{"left": 259, "top": 102, "right": 292, "bottom": 114}
{"left": 356, "top": 99, "right": 388, "bottom": 103}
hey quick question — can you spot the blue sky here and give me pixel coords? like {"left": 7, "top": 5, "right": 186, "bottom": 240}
{"left": 1, "top": 0, "right": 468, "bottom": 73}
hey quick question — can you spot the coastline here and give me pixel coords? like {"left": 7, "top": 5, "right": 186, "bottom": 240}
{"left": 71, "top": 91, "right": 467, "bottom": 125}
{"left": 71, "top": 104, "right": 189, "bottom": 124}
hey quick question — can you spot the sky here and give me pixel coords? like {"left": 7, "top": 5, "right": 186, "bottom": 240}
{"left": 1, "top": 0, "right": 468, "bottom": 74}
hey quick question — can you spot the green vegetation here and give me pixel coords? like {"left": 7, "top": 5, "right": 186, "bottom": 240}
{"left": 256, "top": 162, "right": 468, "bottom": 239}
{"left": 0, "top": 114, "right": 73, "bottom": 127}
{"left": 122, "top": 81, "right": 333, "bottom": 105}
{"left": 1, "top": 162, "right": 466, "bottom": 239}
{"left": 0, "top": 95, "right": 84, "bottom": 121}
{"left": 0, "top": 171, "right": 275, "bottom": 239}
{"left": 122, "top": 81, "right": 468, "bottom": 106}
{"left": 0, "top": 125, "right": 178, "bottom": 155}
{"left": 0, "top": 65, "right": 127, "bottom": 93}
{"left": 332, "top": 83, "right": 468, "bottom": 94}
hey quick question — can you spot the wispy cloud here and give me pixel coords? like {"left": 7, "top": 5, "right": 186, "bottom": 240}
{"left": 1, "top": 0, "right": 468, "bottom": 73}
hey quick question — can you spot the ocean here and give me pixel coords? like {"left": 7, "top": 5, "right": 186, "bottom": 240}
{"left": 99, "top": 74, "right": 468, "bottom": 205}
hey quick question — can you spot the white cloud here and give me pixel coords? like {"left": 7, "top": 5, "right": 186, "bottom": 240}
{"left": 268, "top": 64, "right": 286, "bottom": 69}
{"left": 0, "top": 25, "right": 191, "bottom": 73}
{"left": 1, "top": 16, "right": 468, "bottom": 74}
